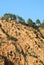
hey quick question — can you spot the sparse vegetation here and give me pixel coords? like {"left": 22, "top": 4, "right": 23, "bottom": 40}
{"left": 1, "top": 13, "right": 44, "bottom": 29}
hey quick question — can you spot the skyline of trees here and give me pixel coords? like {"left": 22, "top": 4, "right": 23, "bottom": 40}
{"left": 1, "top": 13, "right": 44, "bottom": 28}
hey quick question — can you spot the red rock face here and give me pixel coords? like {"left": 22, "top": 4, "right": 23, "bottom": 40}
{"left": 0, "top": 19, "right": 44, "bottom": 65}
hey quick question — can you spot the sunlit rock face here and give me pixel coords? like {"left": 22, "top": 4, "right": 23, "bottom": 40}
{"left": 0, "top": 19, "right": 44, "bottom": 65}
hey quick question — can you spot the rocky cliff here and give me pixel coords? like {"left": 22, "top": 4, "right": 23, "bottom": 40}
{"left": 0, "top": 19, "right": 44, "bottom": 65}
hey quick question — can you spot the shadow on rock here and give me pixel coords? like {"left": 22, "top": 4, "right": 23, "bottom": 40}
{"left": 0, "top": 55, "right": 14, "bottom": 65}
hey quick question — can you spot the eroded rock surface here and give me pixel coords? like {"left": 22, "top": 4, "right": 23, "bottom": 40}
{"left": 0, "top": 19, "right": 44, "bottom": 65}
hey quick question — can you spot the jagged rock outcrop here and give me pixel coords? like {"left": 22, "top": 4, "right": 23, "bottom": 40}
{"left": 0, "top": 19, "right": 44, "bottom": 65}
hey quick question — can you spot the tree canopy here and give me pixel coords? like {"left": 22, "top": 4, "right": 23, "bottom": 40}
{"left": 2, "top": 13, "right": 16, "bottom": 20}
{"left": 40, "top": 21, "right": 44, "bottom": 28}
{"left": 35, "top": 19, "right": 41, "bottom": 26}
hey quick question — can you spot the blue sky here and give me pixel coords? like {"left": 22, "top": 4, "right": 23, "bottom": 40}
{"left": 0, "top": 0, "right": 44, "bottom": 22}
